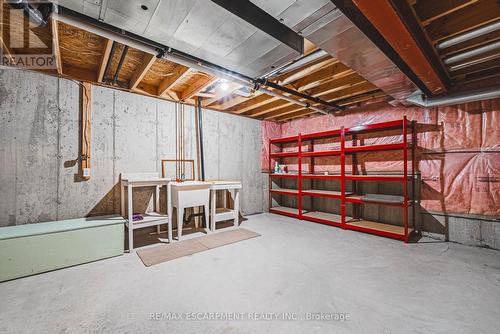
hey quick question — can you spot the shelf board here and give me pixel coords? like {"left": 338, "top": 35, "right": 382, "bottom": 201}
{"left": 302, "top": 150, "right": 341, "bottom": 157}
{"left": 346, "top": 220, "right": 411, "bottom": 240}
{"left": 270, "top": 188, "right": 299, "bottom": 195}
{"left": 270, "top": 173, "right": 299, "bottom": 178}
{"left": 270, "top": 152, "right": 299, "bottom": 157}
{"left": 345, "top": 119, "right": 408, "bottom": 134}
{"left": 127, "top": 212, "right": 169, "bottom": 228}
{"left": 302, "top": 173, "right": 342, "bottom": 180}
{"left": 301, "top": 129, "right": 342, "bottom": 140}
{"left": 270, "top": 135, "right": 298, "bottom": 143}
{"left": 302, "top": 189, "right": 346, "bottom": 198}
{"left": 270, "top": 206, "right": 301, "bottom": 218}
{"left": 346, "top": 194, "right": 405, "bottom": 206}
{"left": 345, "top": 142, "right": 409, "bottom": 153}
{"left": 345, "top": 174, "right": 408, "bottom": 182}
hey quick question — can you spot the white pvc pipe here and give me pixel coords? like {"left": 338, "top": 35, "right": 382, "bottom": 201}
{"left": 437, "top": 21, "right": 500, "bottom": 50}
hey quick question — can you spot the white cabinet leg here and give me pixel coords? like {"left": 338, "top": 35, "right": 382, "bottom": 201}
{"left": 167, "top": 183, "right": 172, "bottom": 243}
{"left": 204, "top": 204, "right": 210, "bottom": 233}
{"left": 234, "top": 189, "right": 240, "bottom": 228}
{"left": 127, "top": 185, "right": 134, "bottom": 252}
{"left": 155, "top": 185, "right": 161, "bottom": 234}
{"left": 177, "top": 207, "right": 183, "bottom": 240}
{"left": 210, "top": 190, "right": 216, "bottom": 232}
{"left": 120, "top": 183, "right": 125, "bottom": 217}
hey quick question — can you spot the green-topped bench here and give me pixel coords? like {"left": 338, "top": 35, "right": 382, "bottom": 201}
{"left": 0, "top": 215, "right": 125, "bottom": 282}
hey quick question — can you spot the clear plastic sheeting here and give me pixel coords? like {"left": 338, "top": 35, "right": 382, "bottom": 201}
{"left": 261, "top": 98, "right": 500, "bottom": 216}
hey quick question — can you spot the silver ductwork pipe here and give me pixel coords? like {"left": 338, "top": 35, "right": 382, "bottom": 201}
{"left": 407, "top": 86, "right": 500, "bottom": 108}
{"left": 437, "top": 21, "right": 500, "bottom": 50}
{"left": 444, "top": 41, "right": 500, "bottom": 65}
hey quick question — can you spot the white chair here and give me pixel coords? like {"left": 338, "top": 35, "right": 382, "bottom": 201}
{"left": 170, "top": 181, "right": 211, "bottom": 240}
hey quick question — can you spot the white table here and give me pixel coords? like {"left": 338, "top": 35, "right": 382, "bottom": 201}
{"left": 209, "top": 181, "right": 242, "bottom": 232}
{"left": 120, "top": 173, "right": 172, "bottom": 252}
{"left": 171, "top": 181, "right": 211, "bottom": 240}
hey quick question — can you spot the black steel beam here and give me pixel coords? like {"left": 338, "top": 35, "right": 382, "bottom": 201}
{"left": 210, "top": 0, "right": 304, "bottom": 54}
{"left": 258, "top": 79, "right": 344, "bottom": 110}
{"left": 330, "top": 0, "right": 433, "bottom": 97}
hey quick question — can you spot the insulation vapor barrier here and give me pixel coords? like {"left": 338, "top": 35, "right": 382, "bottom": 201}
{"left": 262, "top": 98, "right": 500, "bottom": 217}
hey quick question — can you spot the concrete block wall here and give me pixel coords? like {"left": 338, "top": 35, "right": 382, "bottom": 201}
{"left": 0, "top": 68, "right": 263, "bottom": 226}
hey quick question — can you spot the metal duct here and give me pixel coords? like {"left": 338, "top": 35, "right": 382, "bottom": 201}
{"left": 444, "top": 41, "right": 500, "bottom": 65}
{"left": 437, "top": 21, "right": 500, "bottom": 50}
{"left": 406, "top": 86, "right": 500, "bottom": 108}
{"left": 300, "top": 2, "right": 420, "bottom": 101}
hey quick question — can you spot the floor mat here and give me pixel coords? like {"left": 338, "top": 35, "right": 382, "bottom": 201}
{"left": 137, "top": 228, "right": 260, "bottom": 267}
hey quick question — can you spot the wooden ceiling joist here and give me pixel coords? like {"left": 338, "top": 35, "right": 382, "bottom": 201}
{"left": 180, "top": 74, "right": 217, "bottom": 101}
{"left": 157, "top": 65, "right": 190, "bottom": 97}
{"left": 229, "top": 94, "right": 274, "bottom": 113}
{"left": 129, "top": 53, "right": 156, "bottom": 90}
{"left": 97, "top": 39, "right": 113, "bottom": 83}
{"left": 293, "top": 63, "right": 354, "bottom": 91}
{"left": 2, "top": 12, "right": 389, "bottom": 122}
{"left": 51, "top": 18, "right": 62, "bottom": 75}
{"left": 425, "top": 0, "right": 500, "bottom": 43}
{"left": 415, "top": 0, "right": 478, "bottom": 26}
{"left": 278, "top": 58, "right": 336, "bottom": 86}
{"left": 202, "top": 82, "right": 242, "bottom": 107}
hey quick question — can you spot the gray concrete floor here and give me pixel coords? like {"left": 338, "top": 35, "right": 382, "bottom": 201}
{"left": 1, "top": 213, "right": 500, "bottom": 334}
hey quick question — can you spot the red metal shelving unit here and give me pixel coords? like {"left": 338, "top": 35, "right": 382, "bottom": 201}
{"left": 269, "top": 117, "right": 417, "bottom": 242}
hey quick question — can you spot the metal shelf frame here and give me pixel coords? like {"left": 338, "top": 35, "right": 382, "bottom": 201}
{"left": 268, "top": 117, "right": 417, "bottom": 242}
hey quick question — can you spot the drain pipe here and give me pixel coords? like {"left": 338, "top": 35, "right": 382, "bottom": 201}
{"left": 407, "top": 86, "right": 500, "bottom": 107}
{"left": 196, "top": 97, "right": 205, "bottom": 181}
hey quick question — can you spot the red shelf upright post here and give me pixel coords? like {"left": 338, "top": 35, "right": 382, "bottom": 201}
{"left": 340, "top": 126, "right": 346, "bottom": 229}
{"left": 298, "top": 133, "right": 303, "bottom": 220}
{"left": 403, "top": 116, "right": 409, "bottom": 242}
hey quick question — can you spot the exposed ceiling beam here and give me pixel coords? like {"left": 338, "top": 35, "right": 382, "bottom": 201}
{"left": 306, "top": 74, "right": 366, "bottom": 97}
{"left": 129, "top": 53, "right": 156, "bottom": 90}
{"left": 262, "top": 104, "right": 304, "bottom": 119}
{"left": 415, "top": 0, "right": 478, "bottom": 26}
{"left": 349, "top": 0, "right": 448, "bottom": 94}
{"left": 51, "top": 18, "right": 63, "bottom": 75}
{"left": 278, "top": 58, "right": 336, "bottom": 85}
{"left": 210, "top": 0, "right": 304, "bottom": 54}
{"left": 202, "top": 82, "right": 242, "bottom": 107}
{"left": 293, "top": 63, "right": 354, "bottom": 91}
{"left": 229, "top": 94, "right": 275, "bottom": 113}
{"left": 331, "top": 0, "right": 433, "bottom": 96}
{"left": 243, "top": 99, "right": 290, "bottom": 117}
{"left": 157, "top": 65, "right": 190, "bottom": 97}
{"left": 426, "top": 0, "right": 500, "bottom": 43}
{"left": 181, "top": 74, "right": 217, "bottom": 101}
{"left": 97, "top": 39, "right": 113, "bottom": 83}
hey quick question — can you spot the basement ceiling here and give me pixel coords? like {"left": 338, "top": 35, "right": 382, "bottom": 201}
{"left": 56, "top": 0, "right": 332, "bottom": 78}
